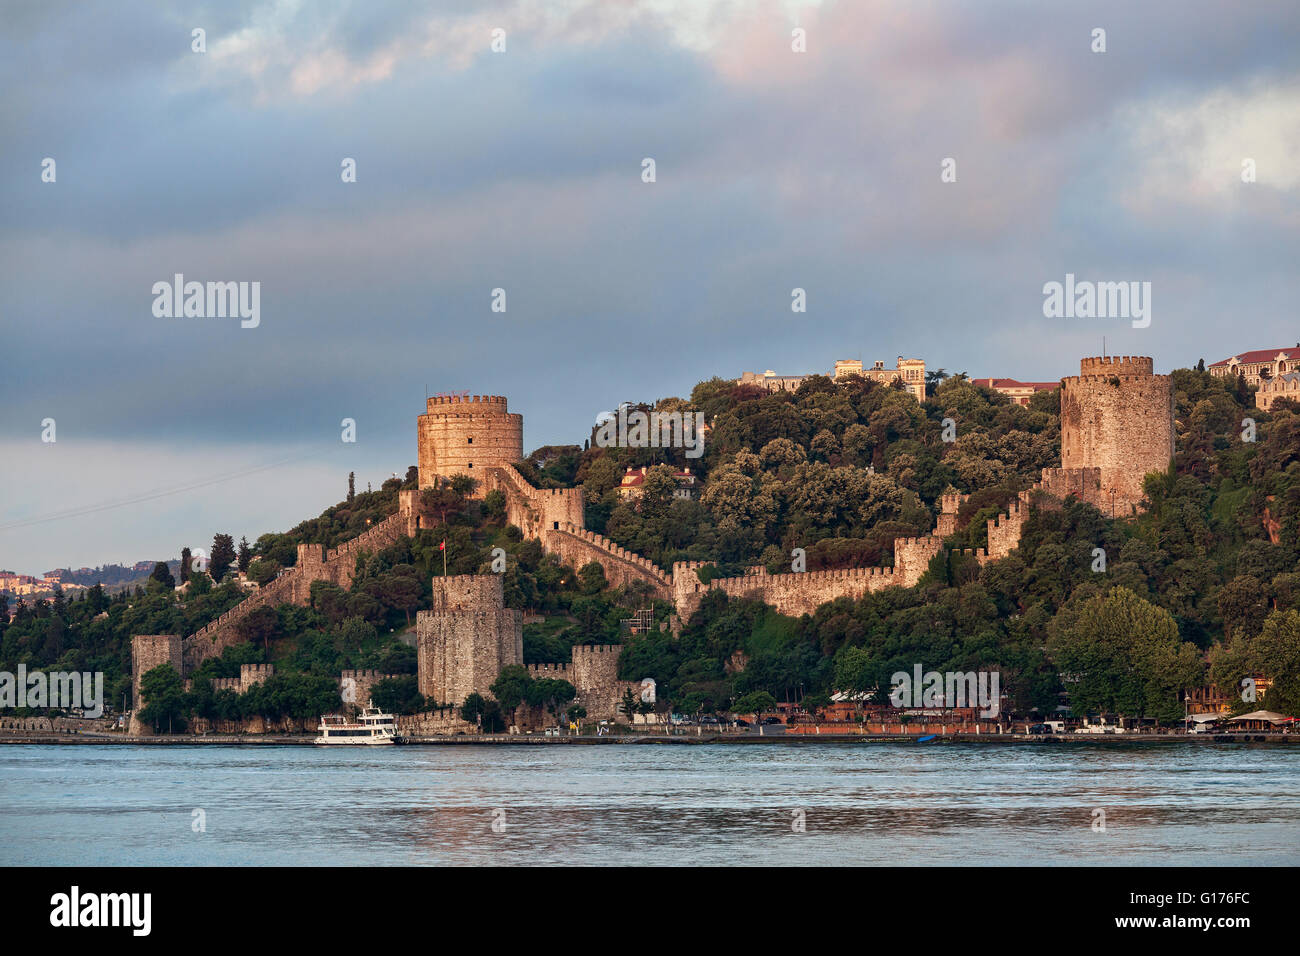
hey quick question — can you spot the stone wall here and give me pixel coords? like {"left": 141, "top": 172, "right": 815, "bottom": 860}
{"left": 671, "top": 562, "right": 901, "bottom": 621}
{"left": 416, "top": 575, "right": 522, "bottom": 705}
{"left": 985, "top": 497, "right": 1029, "bottom": 559}
{"left": 339, "top": 669, "right": 400, "bottom": 711}
{"left": 543, "top": 523, "right": 672, "bottom": 598}
{"left": 189, "top": 715, "right": 316, "bottom": 735}
{"left": 484, "top": 464, "right": 585, "bottom": 539}
{"left": 0, "top": 716, "right": 120, "bottom": 734}
{"left": 418, "top": 395, "right": 523, "bottom": 492}
{"left": 396, "top": 707, "right": 478, "bottom": 736}
{"left": 935, "top": 492, "right": 969, "bottom": 537}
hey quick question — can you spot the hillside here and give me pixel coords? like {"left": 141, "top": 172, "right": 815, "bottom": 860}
{"left": 2, "top": 366, "right": 1297, "bottom": 721}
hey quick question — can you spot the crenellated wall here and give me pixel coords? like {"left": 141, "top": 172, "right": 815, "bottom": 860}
{"left": 669, "top": 542, "right": 947, "bottom": 622}
{"left": 484, "top": 464, "right": 585, "bottom": 539}
{"left": 397, "top": 707, "right": 480, "bottom": 736}
{"left": 935, "top": 492, "right": 969, "bottom": 537}
{"left": 339, "top": 669, "right": 400, "bottom": 711}
{"left": 181, "top": 511, "right": 409, "bottom": 673}
{"left": 985, "top": 497, "right": 1029, "bottom": 559}
{"left": 543, "top": 522, "right": 673, "bottom": 597}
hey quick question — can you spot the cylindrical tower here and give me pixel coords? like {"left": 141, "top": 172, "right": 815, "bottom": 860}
{"left": 417, "top": 395, "right": 523, "bottom": 491}
{"left": 1059, "top": 356, "right": 1173, "bottom": 513}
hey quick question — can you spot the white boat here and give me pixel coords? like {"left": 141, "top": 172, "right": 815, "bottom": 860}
{"left": 314, "top": 701, "right": 397, "bottom": 745}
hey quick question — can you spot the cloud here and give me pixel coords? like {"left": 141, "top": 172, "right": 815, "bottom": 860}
{"left": 1, "top": 0, "right": 1298, "bottom": 571}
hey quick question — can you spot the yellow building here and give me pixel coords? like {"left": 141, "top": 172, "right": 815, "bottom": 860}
{"left": 833, "top": 357, "right": 926, "bottom": 401}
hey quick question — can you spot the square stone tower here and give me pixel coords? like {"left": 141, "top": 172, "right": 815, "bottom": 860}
{"left": 416, "top": 575, "right": 522, "bottom": 705}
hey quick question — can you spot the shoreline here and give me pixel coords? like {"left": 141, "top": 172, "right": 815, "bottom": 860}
{"left": 2, "top": 732, "right": 1296, "bottom": 746}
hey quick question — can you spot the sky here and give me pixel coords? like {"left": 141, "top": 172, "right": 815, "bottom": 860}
{"left": 1, "top": 0, "right": 1298, "bottom": 574}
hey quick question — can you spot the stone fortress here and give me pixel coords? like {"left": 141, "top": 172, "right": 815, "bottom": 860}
{"left": 130, "top": 358, "right": 1174, "bottom": 734}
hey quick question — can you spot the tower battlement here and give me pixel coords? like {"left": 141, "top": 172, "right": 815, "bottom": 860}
{"left": 425, "top": 394, "right": 510, "bottom": 412}
{"left": 418, "top": 394, "right": 524, "bottom": 491}
{"left": 1077, "top": 355, "right": 1154, "bottom": 377}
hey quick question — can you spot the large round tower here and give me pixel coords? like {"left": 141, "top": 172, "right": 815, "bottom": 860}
{"left": 417, "top": 395, "right": 523, "bottom": 491}
{"left": 1059, "top": 356, "right": 1173, "bottom": 514}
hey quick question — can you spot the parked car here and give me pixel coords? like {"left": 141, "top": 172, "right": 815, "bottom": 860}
{"left": 734, "top": 719, "right": 750, "bottom": 727}
{"left": 762, "top": 716, "right": 784, "bottom": 725}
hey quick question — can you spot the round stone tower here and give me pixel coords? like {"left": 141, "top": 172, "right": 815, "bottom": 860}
{"left": 1059, "top": 356, "right": 1173, "bottom": 514}
{"left": 418, "top": 395, "right": 523, "bottom": 491}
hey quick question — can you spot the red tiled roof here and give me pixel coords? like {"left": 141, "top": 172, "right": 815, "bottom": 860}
{"left": 979, "top": 378, "right": 1058, "bottom": 390}
{"left": 1209, "top": 348, "right": 1297, "bottom": 368}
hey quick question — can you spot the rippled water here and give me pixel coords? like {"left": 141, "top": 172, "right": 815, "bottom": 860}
{"left": 2, "top": 742, "right": 1297, "bottom": 865}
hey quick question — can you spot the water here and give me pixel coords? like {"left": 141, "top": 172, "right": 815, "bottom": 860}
{"left": 2, "top": 742, "right": 1297, "bottom": 865}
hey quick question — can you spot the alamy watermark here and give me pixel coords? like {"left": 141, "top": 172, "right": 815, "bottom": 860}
{"left": 593, "top": 407, "right": 706, "bottom": 459}
{"left": 0, "top": 666, "right": 104, "bottom": 718}
{"left": 152, "top": 274, "right": 260, "bottom": 328}
{"left": 889, "top": 664, "right": 1000, "bottom": 718}
{"left": 1042, "top": 273, "right": 1150, "bottom": 329}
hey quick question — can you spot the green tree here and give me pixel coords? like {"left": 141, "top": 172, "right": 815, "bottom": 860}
{"left": 209, "top": 533, "right": 237, "bottom": 581}
{"left": 237, "top": 536, "right": 252, "bottom": 573}
{"left": 619, "top": 688, "right": 638, "bottom": 722}
{"left": 460, "top": 692, "right": 505, "bottom": 732}
{"left": 149, "top": 561, "right": 175, "bottom": 591}
{"left": 490, "top": 665, "right": 532, "bottom": 712}
{"left": 733, "top": 691, "right": 777, "bottom": 718}
{"left": 1048, "top": 586, "right": 1202, "bottom": 721}
{"left": 138, "top": 664, "right": 187, "bottom": 732}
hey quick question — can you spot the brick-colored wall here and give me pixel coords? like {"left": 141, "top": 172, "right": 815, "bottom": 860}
{"left": 543, "top": 523, "right": 672, "bottom": 597}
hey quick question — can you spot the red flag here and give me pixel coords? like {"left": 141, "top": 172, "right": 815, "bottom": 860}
{"left": 439, "top": 540, "right": 445, "bottom": 551}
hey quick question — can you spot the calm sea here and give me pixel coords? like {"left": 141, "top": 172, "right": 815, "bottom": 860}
{"left": 2, "top": 742, "right": 1297, "bottom": 865}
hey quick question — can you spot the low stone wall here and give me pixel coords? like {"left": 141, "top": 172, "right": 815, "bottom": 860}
{"left": 0, "top": 716, "right": 121, "bottom": 734}
{"left": 397, "top": 708, "right": 478, "bottom": 736}
{"left": 189, "top": 715, "right": 317, "bottom": 735}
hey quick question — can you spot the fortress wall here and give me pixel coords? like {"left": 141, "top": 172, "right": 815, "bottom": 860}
{"left": 485, "top": 464, "right": 585, "bottom": 539}
{"left": 935, "top": 492, "right": 970, "bottom": 537}
{"left": 893, "top": 535, "right": 945, "bottom": 588}
{"left": 239, "top": 663, "right": 274, "bottom": 692}
{"left": 527, "top": 663, "right": 570, "bottom": 679}
{"left": 986, "top": 500, "right": 1028, "bottom": 559}
{"left": 396, "top": 707, "right": 479, "bottom": 737}
{"left": 339, "top": 669, "right": 400, "bottom": 711}
{"left": 181, "top": 512, "right": 408, "bottom": 672}
{"left": 543, "top": 525, "right": 672, "bottom": 598}
{"left": 670, "top": 560, "right": 903, "bottom": 621}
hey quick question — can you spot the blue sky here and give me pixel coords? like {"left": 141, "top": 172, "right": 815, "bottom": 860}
{"left": 2, "top": 0, "right": 1298, "bottom": 573}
